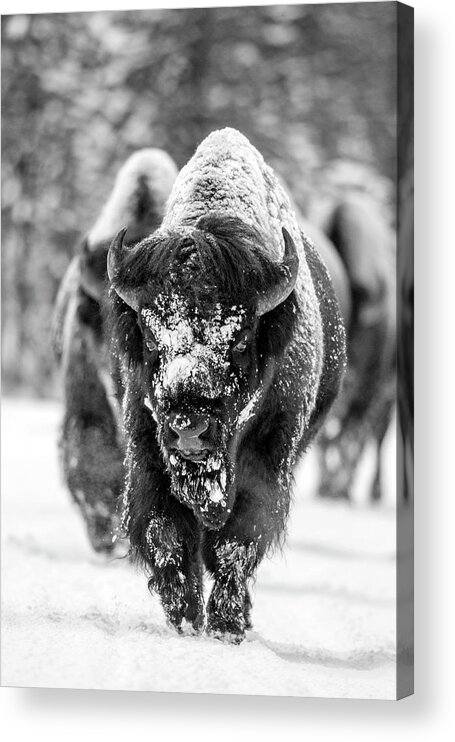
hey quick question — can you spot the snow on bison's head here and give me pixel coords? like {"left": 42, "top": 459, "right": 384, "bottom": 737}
{"left": 108, "top": 212, "right": 299, "bottom": 528}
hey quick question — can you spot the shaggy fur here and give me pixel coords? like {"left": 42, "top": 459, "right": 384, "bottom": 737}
{"left": 53, "top": 149, "right": 178, "bottom": 552}
{"left": 110, "top": 129, "right": 346, "bottom": 641}
{"left": 110, "top": 214, "right": 300, "bottom": 369}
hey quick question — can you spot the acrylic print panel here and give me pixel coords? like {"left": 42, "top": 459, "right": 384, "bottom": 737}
{"left": 1, "top": 2, "right": 414, "bottom": 699}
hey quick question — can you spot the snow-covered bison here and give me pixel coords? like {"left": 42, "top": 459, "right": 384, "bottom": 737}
{"left": 108, "top": 128, "right": 346, "bottom": 641}
{"left": 53, "top": 149, "right": 178, "bottom": 552}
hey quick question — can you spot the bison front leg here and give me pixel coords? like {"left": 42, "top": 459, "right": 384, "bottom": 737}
{"left": 318, "top": 426, "right": 365, "bottom": 500}
{"left": 203, "top": 535, "right": 259, "bottom": 643}
{"left": 145, "top": 513, "right": 204, "bottom": 633}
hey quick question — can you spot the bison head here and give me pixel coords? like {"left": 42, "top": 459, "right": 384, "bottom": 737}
{"left": 108, "top": 214, "right": 298, "bottom": 528}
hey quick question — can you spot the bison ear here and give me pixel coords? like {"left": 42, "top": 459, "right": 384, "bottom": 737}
{"left": 79, "top": 237, "right": 104, "bottom": 301}
{"left": 107, "top": 227, "right": 140, "bottom": 312}
{"left": 256, "top": 227, "right": 299, "bottom": 316}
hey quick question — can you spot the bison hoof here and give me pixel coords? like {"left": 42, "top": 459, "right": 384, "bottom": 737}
{"left": 166, "top": 615, "right": 204, "bottom": 637}
{"left": 184, "top": 596, "right": 205, "bottom": 632}
{"left": 187, "top": 611, "right": 205, "bottom": 634}
{"left": 178, "top": 607, "right": 205, "bottom": 636}
{"left": 165, "top": 601, "right": 205, "bottom": 636}
{"left": 179, "top": 617, "right": 204, "bottom": 637}
{"left": 207, "top": 625, "right": 245, "bottom": 644}
{"left": 89, "top": 536, "right": 116, "bottom": 555}
{"left": 318, "top": 485, "right": 351, "bottom": 500}
{"left": 206, "top": 611, "right": 245, "bottom": 643}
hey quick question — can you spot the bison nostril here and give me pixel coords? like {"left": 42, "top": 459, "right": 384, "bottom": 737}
{"left": 195, "top": 419, "right": 209, "bottom": 436}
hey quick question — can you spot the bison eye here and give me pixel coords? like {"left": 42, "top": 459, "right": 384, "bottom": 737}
{"left": 233, "top": 338, "right": 248, "bottom": 354}
{"left": 232, "top": 331, "right": 253, "bottom": 363}
{"left": 145, "top": 335, "right": 158, "bottom": 354}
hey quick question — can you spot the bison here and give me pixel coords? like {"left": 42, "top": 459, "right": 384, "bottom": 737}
{"left": 108, "top": 128, "right": 346, "bottom": 641}
{"left": 274, "top": 182, "right": 395, "bottom": 503}
{"left": 316, "top": 192, "right": 396, "bottom": 502}
{"left": 53, "top": 148, "right": 178, "bottom": 552}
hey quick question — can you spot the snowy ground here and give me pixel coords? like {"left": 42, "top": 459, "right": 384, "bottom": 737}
{"left": 2, "top": 397, "right": 400, "bottom": 698}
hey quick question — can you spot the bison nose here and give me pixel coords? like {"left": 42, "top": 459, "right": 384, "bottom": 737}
{"left": 169, "top": 414, "right": 210, "bottom": 453}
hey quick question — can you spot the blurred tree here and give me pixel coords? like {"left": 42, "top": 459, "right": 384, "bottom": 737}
{"left": 1, "top": 3, "right": 397, "bottom": 396}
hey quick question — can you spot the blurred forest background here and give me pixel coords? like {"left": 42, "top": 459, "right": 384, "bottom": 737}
{"left": 2, "top": 3, "right": 397, "bottom": 397}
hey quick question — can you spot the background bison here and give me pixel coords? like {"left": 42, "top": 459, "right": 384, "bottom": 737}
{"left": 52, "top": 149, "right": 178, "bottom": 552}
{"left": 315, "top": 192, "right": 396, "bottom": 502}
{"left": 107, "top": 128, "right": 346, "bottom": 640}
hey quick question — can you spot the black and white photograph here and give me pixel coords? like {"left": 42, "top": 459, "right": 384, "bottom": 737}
{"left": 1, "top": 0, "right": 413, "bottom": 700}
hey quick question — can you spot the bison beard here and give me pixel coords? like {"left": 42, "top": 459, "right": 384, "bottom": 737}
{"left": 158, "top": 432, "right": 234, "bottom": 530}
{"left": 109, "top": 129, "right": 346, "bottom": 642}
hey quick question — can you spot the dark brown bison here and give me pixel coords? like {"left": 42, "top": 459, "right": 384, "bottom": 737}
{"left": 108, "top": 128, "right": 346, "bottom": 641}
{"left": 53, "top": 148, "right": 178, "bottom": 552}
{"left": 315, "top": 191, "right": 396, "bottom": 502}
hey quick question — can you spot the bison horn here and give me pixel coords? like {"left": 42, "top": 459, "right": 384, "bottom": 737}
{"left": 256, "top": 227, "right": 299, "bottom": 316}
{"left": 107, "top": 227, "right": 140, "bottom": 312}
